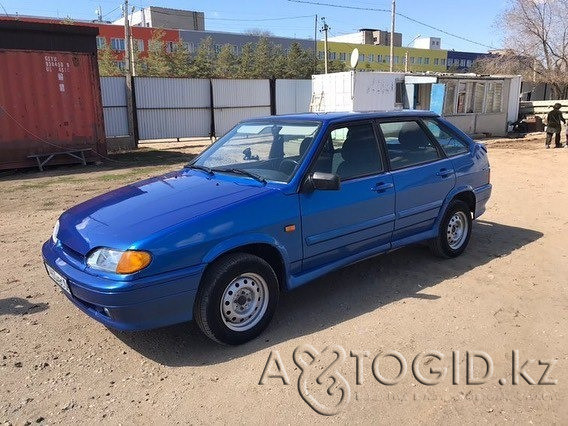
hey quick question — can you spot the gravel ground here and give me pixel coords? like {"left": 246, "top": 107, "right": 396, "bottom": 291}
{"left": 0, "top": 135, "right": 566, "bottom": 424}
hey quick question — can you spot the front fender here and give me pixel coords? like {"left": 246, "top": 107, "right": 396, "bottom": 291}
{"left": 202, "top": 233, "right": 292, "bottom": 286}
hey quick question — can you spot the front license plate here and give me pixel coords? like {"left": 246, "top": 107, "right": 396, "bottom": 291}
{"left": 45, "top": 263, "right": 71, "bottom": 294}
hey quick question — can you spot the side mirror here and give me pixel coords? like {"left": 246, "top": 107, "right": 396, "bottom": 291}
{"left": 306, "top": 172, "right": 340, "bottom": 191}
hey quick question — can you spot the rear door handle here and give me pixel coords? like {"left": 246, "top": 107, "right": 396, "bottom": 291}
{"left": 372, "top": 182, "right": 394, "bottom": 192}
{"left": 436, "top": 168, "right": 454, "bottom": 177}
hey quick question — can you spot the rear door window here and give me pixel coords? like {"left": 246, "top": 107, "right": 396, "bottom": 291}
{"left": 423, "top": 119, "right": 470, "bottom": 157}
{"left": 378, "top": 121, "right": 442, "bottom": 170}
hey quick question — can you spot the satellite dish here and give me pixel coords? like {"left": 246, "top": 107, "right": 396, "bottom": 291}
{"left": 350, "top": 48, "right": 359, "bottom": 70}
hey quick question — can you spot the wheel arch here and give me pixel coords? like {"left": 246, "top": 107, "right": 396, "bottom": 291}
{"left": 434, "top": 186, "right": 476, "bottom": 229}
{"left": 201, "top": 235, "right": 290, "bottom": 292}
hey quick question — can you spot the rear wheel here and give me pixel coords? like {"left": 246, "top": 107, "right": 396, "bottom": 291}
{"left": 194, "top": 253, "right": 279, "bottom": 345}
{"left": 430, "top": 200, "right": 472, "bottom": 258}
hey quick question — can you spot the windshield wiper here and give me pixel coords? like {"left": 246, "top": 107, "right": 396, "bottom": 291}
{"left": 185, "top": 164, "right": 214, "bottom": 175}
{"left": 217, "top": 168, "right": 266, "bottom": 184}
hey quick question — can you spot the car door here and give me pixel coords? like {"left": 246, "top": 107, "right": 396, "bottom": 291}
{"left": 299, "top": 121, "right": 396, "bottom": 271}
{"left": 377, "top": 119, "right": 456, "bottom": 242}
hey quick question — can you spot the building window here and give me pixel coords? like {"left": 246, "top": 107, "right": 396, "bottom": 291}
{"left": 443, "top": 81, "right": 457, "bottom": 115}
{"left": 329, "top": 52, "right": 336, "bottom": 60}
{"left": 96, "top": 37, "right": 106, "bottom": 49}
{"left": 114, "top": 60, "right": 125, "bottom": 71}
{"left": 466, "top": 59, "right": 473, "bottom": 67}
{"left": 486, "top": 82, "right": 503, "bottom": 113}
{"left": 110, "top": 38, "right": 125, "bottom": 51}
{"left": 232, "top": 45, "right": 239, "bottom": 54}
{"left": 424, "top": 57, "right": 430, "bottom": 65}
{"left": 410, "top": 56, "right": 415, "bottom": 64}
{"left": 367, "top": 54, "right": 374, "bottom": 62}
{"left": 339, "top": 52, "right": 346, "bottom": 61}
{"left": 441, "top": 58, "right": 446, "bottom": 66}
{"left": 359, "top": 53, "right": 365, "bottom": 62}
{"left": 460, "top": 59, "right": 466, "bottom": 67}
{"left": 434, "top": 58, "right": 439, "bottom": 65}
{"left": 165, "top": 41, "right": 177, "bottom": 53}
{"left": 213, "top": 44, "right": 222, "bottom": 54}
{"left": 394, "top": 56, "right": 399, "bottom": 64}
{"left": 469, "top": 82, "right": 486, "bottom": 113}
{"left": 135, "top": 39, "right": 144, "bottom": 52}
{"left": 318, "top": 51, "right": 324, "bottom": 60}
{"left": 417, "top": 57, "right": 423, "bottom": 65}
{"left": 395, "top": 81, "right": 405, "bottom": 106}
{"left": 377, "top": 54, "right": 383, "bottom": 63}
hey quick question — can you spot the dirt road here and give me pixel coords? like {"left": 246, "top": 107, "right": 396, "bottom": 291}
{"left": 1, "top": 137, "right": 566, "bottom": 424}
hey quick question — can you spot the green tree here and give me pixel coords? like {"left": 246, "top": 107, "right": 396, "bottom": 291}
{"left": 169, "top": 41, "right": 192, "bottom": 77}
{"left": 191, "top": 36, "right": 215, "bottom": 78}
{"left": 237, "top": 43, "right": 254, "bottom": 78}
{"left": 285, "top": 42, "right": 314, "bottom": 78}
{"left": 145, "top": 29, "right": 170, "bottom": 77}
{"left": 131, "top": 38, "right": 146, "bottom": 76}
{"left": 271, "top": 45, "right": 287, "bottom": 79}
{"left": 252, "top": 37, "right": 273, "bottom": 78}
{"left": 215, "top": 44, "right": 237, "bottom": 78}
{"left": 97, "top": 42, "right": 120, "bottom": 76}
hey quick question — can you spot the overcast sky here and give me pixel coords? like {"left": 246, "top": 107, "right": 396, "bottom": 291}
{"left": 0, "top": 0, "right": 506, "bottom": 53}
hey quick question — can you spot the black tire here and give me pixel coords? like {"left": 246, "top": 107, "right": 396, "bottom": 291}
{"left": 194, "top": 252, "right": 279, "bottom": 345}
{"left": 430, "top": 200, "right": 472, "bottom": 258}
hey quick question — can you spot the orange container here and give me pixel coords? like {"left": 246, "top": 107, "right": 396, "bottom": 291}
{"left": 0, "top": 20, "right": 106, "bottom": 170}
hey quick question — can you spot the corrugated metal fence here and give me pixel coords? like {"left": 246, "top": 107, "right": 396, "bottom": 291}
{"left": 100, "top": 77, "right": 128, "bottom": 138}
{"left": 99, "top": 77, "right": 310, "bottom": 140}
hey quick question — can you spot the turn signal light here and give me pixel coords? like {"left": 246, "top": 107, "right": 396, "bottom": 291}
{"left": 116, "top": 251, "right": 152, "bottom": 274}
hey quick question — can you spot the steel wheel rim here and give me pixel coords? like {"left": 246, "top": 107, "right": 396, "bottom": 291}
{"left": 220, "top": 273, "right": 269, "bottom": 331}
{"left": 446, "top": 211, "right": 469, "bottom": 250}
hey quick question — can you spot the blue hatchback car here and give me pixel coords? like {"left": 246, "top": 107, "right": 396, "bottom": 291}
{"left": 43, "top": 111, "right": 491, "bottom": 344}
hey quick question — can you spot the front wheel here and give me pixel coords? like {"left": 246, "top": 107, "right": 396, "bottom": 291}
{"left": 430, "top": 200, "right": 472, "bottom": 258}
{"left": 194, "top": 253, "right": 279, "bottom": 345}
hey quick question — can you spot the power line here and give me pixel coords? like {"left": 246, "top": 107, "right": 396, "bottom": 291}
{"left": 286, "top": 0, "right": 497, "bottom": 50}
{"left": 102, "top": 5, "right": 121, "bottom": 18}
{"left": 0, "top": 2, "right": 8, "bottom": 16}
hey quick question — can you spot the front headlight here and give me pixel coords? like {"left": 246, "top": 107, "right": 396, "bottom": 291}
{"left": 52, "top": 220, "right": 60, "bottom": 243}
{"left": 87, "top": 248, "right": 152, "bottom": 274}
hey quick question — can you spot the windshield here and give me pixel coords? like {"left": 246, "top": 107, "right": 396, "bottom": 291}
{"left": 190, "top": 120, "right": 321, "bottom": 183}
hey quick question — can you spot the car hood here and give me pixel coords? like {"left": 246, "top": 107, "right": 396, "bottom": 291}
{"left": 57, "top": 170, "right": 269, "bottom": 255}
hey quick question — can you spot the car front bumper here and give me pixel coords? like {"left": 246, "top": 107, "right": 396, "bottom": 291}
{"left": 42, "top": 240, "right": 204, "bottom": 331}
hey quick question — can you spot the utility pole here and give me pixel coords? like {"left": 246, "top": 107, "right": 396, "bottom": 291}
{"left": 390, "top": 0, "right": 395, "bottom": 72}
{"left": 405, "top": 51, "right": 409, "bottom": 73}
{"left": 123, "top": 0, "right": 136, "bottom": 148}
{"left": 320, "top": 17, "right": 329, "bottom": 74}
{"left": 95, "top": 5, "right": 103, "bottom": 22}
{"left": 313, "top": 14, "right": 318, "bottom": 74}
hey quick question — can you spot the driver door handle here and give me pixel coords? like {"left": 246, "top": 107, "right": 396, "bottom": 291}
{"left": 372, "top": 182, "right": 394, "bottom": 193}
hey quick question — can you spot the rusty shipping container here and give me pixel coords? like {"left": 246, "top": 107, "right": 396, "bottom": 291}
{"left": 0, "top": 20, "right": 106, "bottom": 170}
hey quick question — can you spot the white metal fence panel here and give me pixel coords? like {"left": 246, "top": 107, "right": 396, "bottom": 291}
{"left": 135, "top": 77, "right": 211, "bottom": 139}
{"left": 212, "top": 79, "right": 270, "bottom": 136}
{"left": 100, "top": 77, "right": 128, "bottom": 137}
{"left": 214, "top": 106, "right": 271, "bottom": 136}
{"left": 276, "top": 79, "right": 311, "bottom": 114}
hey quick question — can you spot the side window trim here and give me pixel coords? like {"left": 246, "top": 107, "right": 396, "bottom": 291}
{"left": 421, "top": 118, "right": 471, "bottom": 157}
{"left": 303, "top": 119, "right": 386, "bottom": 183}
{"left": 374, "top": 117, "right": 446, "bottom": 172}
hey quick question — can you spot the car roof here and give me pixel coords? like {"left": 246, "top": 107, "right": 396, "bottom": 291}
{"left": 241, "top": 110, "right": 439, "bottom": 124}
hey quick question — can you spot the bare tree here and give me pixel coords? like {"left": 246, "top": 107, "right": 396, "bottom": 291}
{"left": 477, "top": 0, "right": 568, "bottom": 98}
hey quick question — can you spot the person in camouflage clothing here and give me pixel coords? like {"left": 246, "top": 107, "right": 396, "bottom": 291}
{"left": 545, "top": 103, "right": 565, "bottom": 148}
